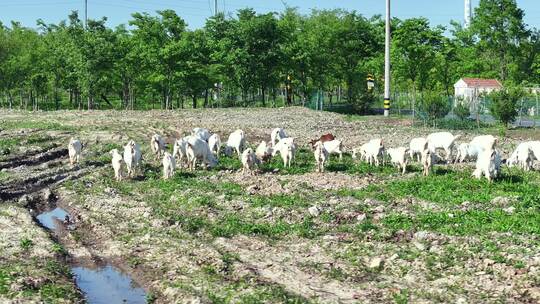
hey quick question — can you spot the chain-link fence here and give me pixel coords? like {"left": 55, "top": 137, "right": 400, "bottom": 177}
{"left": 303, "top": 89, "right": 540, "bottom": 127}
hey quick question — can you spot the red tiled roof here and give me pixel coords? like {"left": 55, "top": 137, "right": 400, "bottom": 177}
{"left": 461, "top": 78, "right": 503, "bottom": 88}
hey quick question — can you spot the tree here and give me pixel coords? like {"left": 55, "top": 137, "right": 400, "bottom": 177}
{"left": 421, "top": 91, "right": 450, "bottom": 125}
{"left": 332, "top": 11, "right": 380, "bottom": 111}
{"left": 489, "top": 87, "right": 524, "bottom": 127}
{"left": 471, "top": 0, "right": 530, "bottom": 82}
{"left": 393, "top": 18, "right": 444, "bottom": 117}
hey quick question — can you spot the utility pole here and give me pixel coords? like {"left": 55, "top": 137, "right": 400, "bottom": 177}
{"left": 464, "top": 0, "right": 472, "bottom": 28}
{"left": 383, "top": 0, "right": 391, "bottom": 117}
{"left": 84, "top": 0, "right": 88, "bottom": 28}
{"left": 214, "top": 0, "right": 218, "bottom": 16}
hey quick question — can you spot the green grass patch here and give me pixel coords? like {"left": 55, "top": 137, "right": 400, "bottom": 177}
{"left": 382, "top": 209, "right": 540, "bottom": 236}
{"left": 1, "top": 120, "right": 76, "bottom": 131}
{"left": 339, "top": 167, "right": 540, "bottom": 207}
{"left": 25, "top": 134, "right": 54, "bottom": 145}
{"left": 0, "top": 138, "right": 20, "bottom": 155}
{"left": 0, "top": 171, "right": 10, "bottom": 183}
{"left": 337, "top": 167, "right": 540, "bottom": 236}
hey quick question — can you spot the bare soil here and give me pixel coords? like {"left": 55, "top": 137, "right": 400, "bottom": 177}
{"left": 1, "top": 108, "right": 539, "bottom": 303}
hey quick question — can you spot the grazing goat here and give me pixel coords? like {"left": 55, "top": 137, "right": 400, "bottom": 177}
{"left": 527, "top": 141, "right": 540, "bottom": 160}
{"left": 110, "top": 149, "right": 124, "bottom": 181}
{"left": 352, "top": 142, "right": 370, "bottom": 162}
{"left": 322, "top": 139, "right": 344, "bottom": 161}
{"left": 255, "top": 141, "right": 273, "bottom": 163}
{"left": 510, "top": 141, "right": 540, "bottom": 164}
{"left": 421, "top": 142, "right": 434, "bottom": 176}
{"left": 363, "top": 139, "right": 385, "bottom": 166}
{"left": 241, "top": 148, "right": 258, "bottom": 175}
{"left": 472, "top": 142, "right": 501, "bottom": 182}
{"left": 309, "top": 133, "right": 336, "bottom": 148}
{"left": 224, "top": 129, "right": 246, "bottom": 157}
{"left": 426, "top": 132, "right": 461, "bottom": 163}
{"left": 508, "top": 142, "right": 536, "bottom": 171}
{"left": 409, "top": 137, "right": 427, "bottom": 162}
{"left": 192, "top": 128, "right": 211, "bottom": 141}
{"left": 470, "top": 135, "right": 497, "bottom": 151}
{"left": 271, "top": 128, "right": 288, "bottom": 147}
{"left": 173, "top": 137, "right": 189, "bottom": 167}
{"left": 123, "top": 140, "right": 142, "bottom": 178}
{"left": 273, "top": 138, "right": 295, "bottom": 168}
{"left": 186, "top": 136, "right": 218, "bottom": 171}
{"left": 313, "top": 141, "right": 328, "bottom": 173}
{"left": 208, "top": 134, "right": 221, "bottom": 156}
{"left": 150, "top": 134, "right": 166, "bottom": 160}
{"left": 68, "top": 138, "right": 82, "bottom": 165}
{"left": 457, "top": 135, "right": 498, "bottom": 163}
{"left": 454, "top": 143, "right": 471, "bottom": 163}
{"left": 387, "top": 147, "right": 409, "bottom": 175}
{"left": 162, "top": 152, "right": 176, "bottom": 179}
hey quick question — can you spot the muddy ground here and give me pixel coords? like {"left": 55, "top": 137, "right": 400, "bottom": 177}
{"left": 0, "top": 108, "right": 539, "bottom": 303}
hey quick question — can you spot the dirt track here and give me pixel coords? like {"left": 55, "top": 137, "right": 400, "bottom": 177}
{"left": 1, "top": 108, "right": 539, "bottom": 303}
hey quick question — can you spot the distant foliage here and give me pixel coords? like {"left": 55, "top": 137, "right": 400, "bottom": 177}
{"left": 421, "top": 92, "right": 451, "bottom": 124}
{"left": 454, "top": 102, "right": 471, "bottom": 121}
{"left": 0, "top": 0, "right": 537, "bottom": 111}
{"left": 489, "top": 87, "right": 524, "bottom": 128}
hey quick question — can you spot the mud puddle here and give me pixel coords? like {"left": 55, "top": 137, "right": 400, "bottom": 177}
{"left": 36, "top": 207, "right": 70, "bottom": 230}
{"left": 35, "top": 205, "right": 147, "bottom": 304}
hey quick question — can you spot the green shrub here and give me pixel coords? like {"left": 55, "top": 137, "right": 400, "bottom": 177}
{"left": 489, "top": 87, "right": 524, "bottom": 128}
{"left": 421, "top": 92, "right": 451, "bottom": 125}
{"left": 454, "top": 102, "right": 471, "bottom": 121}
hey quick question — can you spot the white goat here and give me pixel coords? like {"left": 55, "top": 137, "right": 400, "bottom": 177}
{"left": 241, "top": 148, "right": 258, "bottom": 175}
{"left": 352, "top": 143, "right": 369, "bottom": 162}
{"left": 273, "top": 138, "right": 295, "bottom": 168}
{"left": 313, "top": 141, "right": 328, "bottom": 173}
{"left": 409, "top": 137, "right": 427, "bottom": 162}
{"left": 109, "top": 149, "right": 124, "bottom": 181}
{"left": 224, "top": 129, "right": 246, "bottom": 158}
{"left": 271, "top": 128, "right": 288, "bottom": 147}
{"left": 363, "top": 139, "right": 385, "bottom": 166}
{"left": 255, "top": 141, "right": 273, "bottom": 163}
{"left": 68, "top": 138, "right": 82, "bottom": 165}
{"left": 470, "top": 135, "right": 497, "bottom": 150}
{"left": 426, "top": 132, "right": 461, "bottom": 163}
{"left": 208, "top": 134, "right": 221, "bottom": 156}
{"left": 454, "top": 143, "right": 471, "bottom": 163}
{"left": 323, "top": 139, "right": 344, "bottom": 160}
{"left": 527, "top": 141, "right": 540, "bottom": 160}
{"left": 459, "top": 135, "right": 498, "bottom": 162}
{"left": 508, "top": 142, "right": 536, "bottom": 171}
{"left": 387, "top": 147, "right": 409, "bottom": 174}
{"left": 421, "top": 143, "right": 434, "bottom": 176}
{"left": 162, "top": 152, "right": 176, "bottom": 179}
{"left": 150, "top": 134, "right": 166, "bottom": 160}
{"left": 123, "top": 140, "right": 142, "bottom": 177}
{"left": 192, "top": 128, "right": 211, "bottom": 141}
{"left": 186, "top": 136, "right": 218, "bottom": 171}
{"left": 173, "top": 137, "right": 189, "bottom": 167}
{"left": 473, "top": 143, "right": 501, "bottom": 182}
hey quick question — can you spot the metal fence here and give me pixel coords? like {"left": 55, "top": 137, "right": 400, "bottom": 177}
{"left": 306, "top": 90, "right": 540, "bottom": 127}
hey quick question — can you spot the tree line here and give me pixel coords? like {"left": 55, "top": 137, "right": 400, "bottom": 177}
{"left": 0, "top": 0, "right": 538, "bottom": 111}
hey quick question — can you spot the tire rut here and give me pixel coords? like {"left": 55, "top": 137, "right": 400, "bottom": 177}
{"left": 0, "top": 145, "right": 103, "bottom": 201}
{"left": 0, "top": 145, "right": 65, "bottom": 170}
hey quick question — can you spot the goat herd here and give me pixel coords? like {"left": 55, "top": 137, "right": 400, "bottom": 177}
{"left": 65, "top": 128, "right": 540, "bottom": 183}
